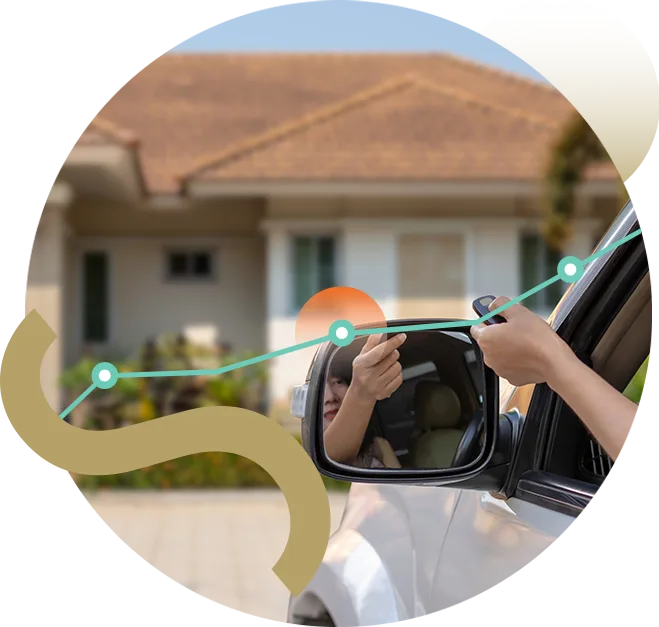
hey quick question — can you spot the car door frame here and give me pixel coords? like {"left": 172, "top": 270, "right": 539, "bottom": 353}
{"left": 498, "top": 205, "right": 646, "bottom": 518}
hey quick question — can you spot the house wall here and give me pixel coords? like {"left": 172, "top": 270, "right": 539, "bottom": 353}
{"left": 66, "top": 235, "right": 266, "bottom": 364}
{"left": 68, "top": 197, "right": 265, "bottom": 236}
{"left": 61, "top": 197, "right": 267, "bottom": 368}
{"left": 263, "top": 196, "right": 603, "bottom": 407}
{"left": 52, "top": 193, "right": 609, "bottom": 412}
{"left": 26, "top": 205, "right": 67, "bottom": 411}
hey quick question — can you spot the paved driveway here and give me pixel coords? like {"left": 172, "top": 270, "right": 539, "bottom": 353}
{"left": 84, "top": 489, "right": 349, "bottom": 622}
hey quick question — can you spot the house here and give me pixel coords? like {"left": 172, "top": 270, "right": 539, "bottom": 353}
{"left": 27, "top": 53, "right": 621, "bottom": 414}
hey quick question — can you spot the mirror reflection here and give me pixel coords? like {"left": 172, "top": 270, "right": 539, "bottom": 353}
{"left": 322, "top": 330, "right": 486, "bottom": 471}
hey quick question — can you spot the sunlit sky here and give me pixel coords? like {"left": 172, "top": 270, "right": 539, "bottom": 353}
{"left": 171, "top": 0, "right": 547, "bottom": 83}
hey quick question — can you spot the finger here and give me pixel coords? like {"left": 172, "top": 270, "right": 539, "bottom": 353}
{"left": 372, "top": 348, "right": 401, "bottom": 375}
{"left": 489, "top": 296, "right": 511, "bottom": 309}
{"left": 360, "top": 333, "right": 382, "bottom": 355}
{"left": 379, "top": 360, "right": 403, "bottom": 384}
{"left": 383, "top": 373, "right": 404, "bottom": 397}
{"left": 487, "top": 296, "right": 522, "bottom": 321}
{"left": 361, "top": 333, "right": 406, "bottom": 366}
{"left": 470, "top": 323, "right": 487, "bottom": 342}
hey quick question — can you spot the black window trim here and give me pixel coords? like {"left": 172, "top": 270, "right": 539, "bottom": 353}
{"left": 515, "top": 470, "right": 596, "bottom": 518}
{"left": 502, "top": 209, "right": 645, "bottom": 518}
{"left": 82, "top": 250, "right": 110, "bottom": 344}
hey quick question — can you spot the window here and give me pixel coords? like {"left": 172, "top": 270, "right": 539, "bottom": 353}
{"left": 292, "top": 236, "right": 336, "bottom": 310}
{"left": 165, "top": 250, "right": 215, "bottom": 281}
{"left": 519, "top": 233, "right": 565, "bottom": 315}
{"left": 82, "top": 251, "right": 109, "bottom": 343}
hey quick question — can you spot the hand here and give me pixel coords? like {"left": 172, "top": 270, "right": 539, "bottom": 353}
{"left": 350, "top": 333, "right": 407, "bottom": 401}
{"left": 471, "top": 296, "right": 572, "bottom": 387}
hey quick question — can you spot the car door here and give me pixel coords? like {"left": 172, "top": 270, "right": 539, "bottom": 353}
{"left": 428, "top": 203, "right": 646, "bottom": 614}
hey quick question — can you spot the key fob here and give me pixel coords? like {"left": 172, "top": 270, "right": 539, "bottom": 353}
{"left": 472, "top": 295, "right": 507, "bottom": 325}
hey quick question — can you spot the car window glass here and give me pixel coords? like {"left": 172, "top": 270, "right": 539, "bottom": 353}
{"left": 501, "top": 381, "right": 536, "bottom": 417}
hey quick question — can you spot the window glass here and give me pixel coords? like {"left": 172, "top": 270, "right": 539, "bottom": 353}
{"left": 293, "top": 237, "right": 315, "bottom": 310}
{"left": 520, "top": 233, "right": 566, "bottom": 316}
{"left": 168, "top": 253, "right": 188, "bottom": 278}
{"left": 622, "top": 356, "right": 649, "bottom": 403}
{"left": 192, "top": 252, "right": 212, "bottom": 277}
{"left": 317, "top": 237, "right": 336, "bottom": 291}
{"left": 292, "top": 236, "right": 336, "bottom": 310}
{"left": 83, "top": 252, "right": 109, "bottom": 343}
{"left": 166, "top": 250, "right": 215, "bottom": 280}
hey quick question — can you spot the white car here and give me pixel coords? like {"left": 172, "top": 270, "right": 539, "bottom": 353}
{"left": 287, "top": 201, "right": 648, "bottom": 626}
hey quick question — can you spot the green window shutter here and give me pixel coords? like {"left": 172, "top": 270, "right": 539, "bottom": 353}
{"left": 83, "top": 252, "right": 109, "bottom": 343}
{"left": 317, "top": 237, "right": 336, "bottom": 291}
{"left": 520, "top": 232, "right": 567, "bottom": 313}
{"left": 546, "top": 245, "right": 565, "bottom": 309}
{"left": 520, "top": 233, "right": 540, "bottom": 311}
{"left": 291, "top": 236, "right": 337, "bottom": 311}
{"left": 293, "top": 237, "right": 314, "bottom": 311}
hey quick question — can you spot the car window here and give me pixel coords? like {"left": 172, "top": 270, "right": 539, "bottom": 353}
{"left": 501, "top": 381, "right": 535, "bottom": 417}
{"left": 623, "top": 353, "right": 657, "bottom": 408}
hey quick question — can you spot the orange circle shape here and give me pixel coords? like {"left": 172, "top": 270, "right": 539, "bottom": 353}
{"left": 295, "top": 287, "right": 386, "bottom": 344}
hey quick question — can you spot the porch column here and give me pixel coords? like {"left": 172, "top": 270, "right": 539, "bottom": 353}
{"left": 342, "top": 226, "right": 398, "bottom": 319}
{"left": 264, "top": 227, "right": 301, "bottom": 410}
{"left": 25, "top": 181, "right": 73, "bottom": 412}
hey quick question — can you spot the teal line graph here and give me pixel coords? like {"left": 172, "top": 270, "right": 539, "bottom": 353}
{"left": 58, "top": 227, "right": 642, "bottom": 420}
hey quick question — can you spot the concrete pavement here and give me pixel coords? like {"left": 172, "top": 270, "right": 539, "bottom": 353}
{"left": 83, "top": 489, "right": 349, "bottom": 623}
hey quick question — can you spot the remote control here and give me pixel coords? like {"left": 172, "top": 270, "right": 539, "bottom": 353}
{"left": 472, "top": 295, "right": 507, "bottom": 325}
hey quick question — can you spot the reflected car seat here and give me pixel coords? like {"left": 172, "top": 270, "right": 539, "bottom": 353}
{"left": 411, "top": 381, "right": 465, "bottom": 468}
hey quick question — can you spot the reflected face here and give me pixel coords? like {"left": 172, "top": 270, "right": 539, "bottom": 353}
{"left": 323, "top": 376, "right": 349, "bottom": 431}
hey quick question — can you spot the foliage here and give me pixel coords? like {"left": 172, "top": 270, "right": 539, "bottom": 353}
{"left": 73, "top": 434, "right": 351, "bottom": 492}
{"left": 544, "top": 113, "right": 628, "bottom": 251}
{"left": 623, "top": 357, "right": 648, "bottom": 404}
{"left": 62, "top": 335, "right": 350, "bottom": 492}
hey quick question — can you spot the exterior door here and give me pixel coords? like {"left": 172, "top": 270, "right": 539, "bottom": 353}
{"left": 398, "top": 234, "right": 466, "bottom": 319}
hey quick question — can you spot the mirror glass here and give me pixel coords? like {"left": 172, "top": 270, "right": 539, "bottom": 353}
{"left": 322, "top": 330, "right": 486, "bottom": 471}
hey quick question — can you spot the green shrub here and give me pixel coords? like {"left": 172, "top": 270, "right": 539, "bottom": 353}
{"left": 73, "top": 440, "right": 351, "bottom": 492}
{"left": 64, "top": 335, "right": 351, "bottom": 492}
{"left": 623, "top": 357, "right": 649, "bottom": 404}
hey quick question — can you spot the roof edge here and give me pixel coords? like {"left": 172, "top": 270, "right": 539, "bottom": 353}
{"left": 412, "top": 75, "right": 560, "bottom": 130}
{"left": 86, "top": 116, "right": 140, "bottom": 148}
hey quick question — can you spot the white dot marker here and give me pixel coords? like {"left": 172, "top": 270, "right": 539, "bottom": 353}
{"left": 98, "top": 369, "right": 111, "bottom": 382}
{"left": 565, "top": 263, "right": 577, "bottom": 277}
{"left": 336, "top": 326, "right": 349, "bottom": 340}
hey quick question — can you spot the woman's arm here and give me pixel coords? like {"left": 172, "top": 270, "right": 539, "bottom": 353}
{"left": 324, "top": 385, "right": 376, "bottom": 463}
{"left": 324, "top": 333, "right": 406, "bottom": 463}
{"left": 471, "top": 297, "right": 638, "bottom": 461}
{"left": 544, "top": 346, "right": 637, "bottom": 461}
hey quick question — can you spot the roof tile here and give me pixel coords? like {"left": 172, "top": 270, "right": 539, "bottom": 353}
{"left": 77, "top": 53, "right": 616, "bottom": 191}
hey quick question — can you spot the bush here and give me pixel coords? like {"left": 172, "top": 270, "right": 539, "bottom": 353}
{"left": 73, "top": 434, "right": 351, "bottom": 492}
{"left": 623, "top": 357, "right": 648, "bottom": 404}
{"left": 63, "top": 336, "right": 351, "bottom": 492}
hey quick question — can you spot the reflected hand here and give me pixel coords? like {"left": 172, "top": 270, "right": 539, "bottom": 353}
{"left": 471, "top": 296, "right": 572, "bottom": 387}
{"left": 351, "top": 333, "right": 407, "bottom": 401}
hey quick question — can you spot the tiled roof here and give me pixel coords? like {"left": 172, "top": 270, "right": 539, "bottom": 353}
{"left": 77, "top": 116, "right": 139, "bottom": 147}
{"left": 78, "top": 53, "right": 617, "bottom": 192}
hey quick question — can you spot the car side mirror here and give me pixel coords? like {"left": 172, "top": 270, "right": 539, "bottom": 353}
{"left": 292, "top": 319, "right": 519, "bottom": 490}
